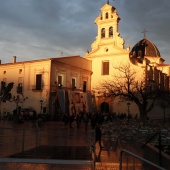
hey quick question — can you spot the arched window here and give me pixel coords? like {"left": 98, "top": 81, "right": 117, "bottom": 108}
{"left": 101, "top": 28, "right": 105, "bottom": 38}
{"left": 138, "top": 50, "right": 142, "bottom": 57}
{"left": 109, "top": 27, "right": 113, "bottom": 37}
{"left": 100, "top": 13, "right": 103, "bottom": 20}
{"left": 106, "top": 12, "right": 108, "bottom": 19}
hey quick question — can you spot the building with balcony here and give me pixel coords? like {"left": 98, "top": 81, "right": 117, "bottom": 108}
{"left": 0, "top": 56, "right": 92, "bottom": 119}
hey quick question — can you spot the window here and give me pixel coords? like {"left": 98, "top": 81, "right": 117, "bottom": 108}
{"left": 17, "top": 77, "right": 23, "bottom": 94}
{"left": 101, "top": 28, "right": 105, "bottom": 38}
{"left": 56, "top": 72, "right": 66, "bottom": 88}
{"left": 106, "top": 12, "right": 108, "bottom": 19}
{"left": 83, "top": 81, "right": 87, "bottom": 92}
{"left": 17, "top": 83, "right": 23, "bottom": 94}
{"left": 72, "top": 78, "right": 76, "bottom": 90}
{"left": 102, "top": 61, "right": 109, "bottom": 75}
{"left": 58, "top": 75, "right": 62, "bottom": 86}
{"left": 109, "top": 27, "right": 113, "bottom": 37}
{"left": 36, "top": 74, "right": 42, "bottom": 90}
{"left": 57, "top": 75, "right": 63, "bottom": 88}
{"left": 19, "top": 69, "right": 22, "bottom": 74}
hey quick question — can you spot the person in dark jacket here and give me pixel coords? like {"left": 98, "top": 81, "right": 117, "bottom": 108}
{"left": 95, "top": 123, "right": 104, "bottom": 150}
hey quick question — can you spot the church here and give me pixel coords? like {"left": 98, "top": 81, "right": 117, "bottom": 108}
{"left": 84, "top": 2, "right": 170, "bottom": 120}
{"left": 0, "top": 2, "right": 169, "bottom": 120}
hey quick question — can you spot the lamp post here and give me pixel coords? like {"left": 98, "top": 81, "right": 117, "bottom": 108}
{"left": 40, "top": 100, "right": 43, "bottom": 114}
{"left": 127, "top": 102, "right": 131, "bottom": 123}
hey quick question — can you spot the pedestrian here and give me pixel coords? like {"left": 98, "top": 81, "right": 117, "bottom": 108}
{"left": 91, "top": 114, "right": 96, "bottom": 130}
{"left": 83, "top": 112, "right": 88, "bottom": 131}
{"left": 69, "top": 114, "right": 74, "bottom": 128}
{"left": 76, "top": 113, "right": 81, "bottom": 128}
{"left": 95, "top": 123, "right": 104, "bottom": 150}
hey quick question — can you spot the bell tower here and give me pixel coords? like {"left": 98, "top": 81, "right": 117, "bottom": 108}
{"left": 85, "top": 3, "right": 127, "bottom": 58}
{"left": 96, "top": 4, "right": 119, "bottom": 40}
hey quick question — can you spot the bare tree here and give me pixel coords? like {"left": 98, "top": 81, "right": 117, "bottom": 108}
{"left": 0, "top": 81, "right": 14, "bottom": 117}
{"left": 0, "top": 81, "right": 14, "bottom": 101}
{"left": 99, "top": 63, "right": 164, "bottom": 121}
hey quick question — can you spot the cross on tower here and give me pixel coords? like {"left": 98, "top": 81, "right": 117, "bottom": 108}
{"left": 142, "top": 29, "right": 148, "bottom": 38}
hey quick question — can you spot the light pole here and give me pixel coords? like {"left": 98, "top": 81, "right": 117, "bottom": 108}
{"left": 127, "top": 102, "right": 131, "bottom": 123}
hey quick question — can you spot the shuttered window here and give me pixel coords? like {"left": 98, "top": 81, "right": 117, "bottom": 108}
{"left": 102, "top": 61, "right": 109, "bottom": 75}
{"left": 83, "top": 81, "right": 87, "bottom": 92}
{"left": 72, "top": 78, "right": 76, "bottom": 89}
{"left": 58, "top": 75, "right": 62, "bottom": 85}
{"left": 36, "top": 74, "right": 42, "bottom": 90}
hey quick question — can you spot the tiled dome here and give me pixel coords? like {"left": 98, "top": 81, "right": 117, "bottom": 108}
{"left": 129, "top": 38, "right": 161, "bottom": 64}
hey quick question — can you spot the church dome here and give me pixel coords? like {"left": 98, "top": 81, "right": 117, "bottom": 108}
{"left": 129, "top": 38, "right": 161, "bottom": 64}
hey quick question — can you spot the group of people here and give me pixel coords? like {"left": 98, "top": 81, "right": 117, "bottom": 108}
{"left": 63, "top": 112, "right": 104, "bottom": 150}
{"left": 66, "top": 112, "right": 103, "bottom": 129}
{"left": 68, "top": 112, "right": 90, "bottom": 130}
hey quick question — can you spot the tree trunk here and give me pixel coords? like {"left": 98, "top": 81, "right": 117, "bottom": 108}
{"left": 139, "top": 107, "right": 148, "bottom": 123}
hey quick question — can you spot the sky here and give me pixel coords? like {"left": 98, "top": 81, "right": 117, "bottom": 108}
{"left": 0, "top": 0, "right": 170, "bottom": 64}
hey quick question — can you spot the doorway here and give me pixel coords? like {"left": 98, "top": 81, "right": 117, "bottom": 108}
{"left": 100, "top": 102, "right": 109, "bottom": 113}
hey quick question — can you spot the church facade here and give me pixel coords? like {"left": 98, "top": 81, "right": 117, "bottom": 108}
{"left": 84, "top": 3, "right": 170, "bottom": 119}
{"left": 0, "top": 2, "right": 170, "bottom": 120}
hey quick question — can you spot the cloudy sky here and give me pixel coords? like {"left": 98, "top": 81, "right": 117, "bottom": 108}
{"left": 0, "top": 0, "right": 170, "bottom": 64}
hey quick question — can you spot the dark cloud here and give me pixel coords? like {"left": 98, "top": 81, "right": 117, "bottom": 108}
{"left": 118, "top": 0, "right": 170, "bottom": 62}
{"left": 0, "top": 0, "right": 170, "bottom": 63}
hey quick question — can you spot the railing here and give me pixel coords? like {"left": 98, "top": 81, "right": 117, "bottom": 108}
{"left": 142, "top": 131, "right": 163, "bottom": 166}
{"left": 120, "top": 149, "right": 166, "bottom": 170}
{"left": 0, "top": 158, "right": 93, "bottom": 170}
{"left": 142, "top": 130, "right": 170, "bottom": 167}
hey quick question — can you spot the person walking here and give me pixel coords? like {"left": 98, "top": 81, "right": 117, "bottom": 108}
{"left": 76, "top": 113, "right": 81, "bottom": 128}
{"left": 95, "top": 123, "right": 104, "bottom": 150}
{"left": 69, "top": 114, "right": 75, "bottom": 128}
{"left": 83, "top": 112, "right": 89, "bottom": 131}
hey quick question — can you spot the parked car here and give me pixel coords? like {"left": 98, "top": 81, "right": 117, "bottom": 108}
{"left": 20, "top": 107, "right": 37, "bottom": 120}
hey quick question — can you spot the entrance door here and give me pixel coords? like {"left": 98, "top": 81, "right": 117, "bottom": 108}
{"left": 100, "top": 102, "right": 109, "bottom": 113}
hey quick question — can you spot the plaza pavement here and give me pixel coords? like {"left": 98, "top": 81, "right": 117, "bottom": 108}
{"left": 0, "top": 119, "right": 144, "bottom": 169}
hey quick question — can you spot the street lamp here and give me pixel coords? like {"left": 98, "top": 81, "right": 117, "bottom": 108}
{"left": 127, "top": 102, "right": 131, "bottom": 123}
